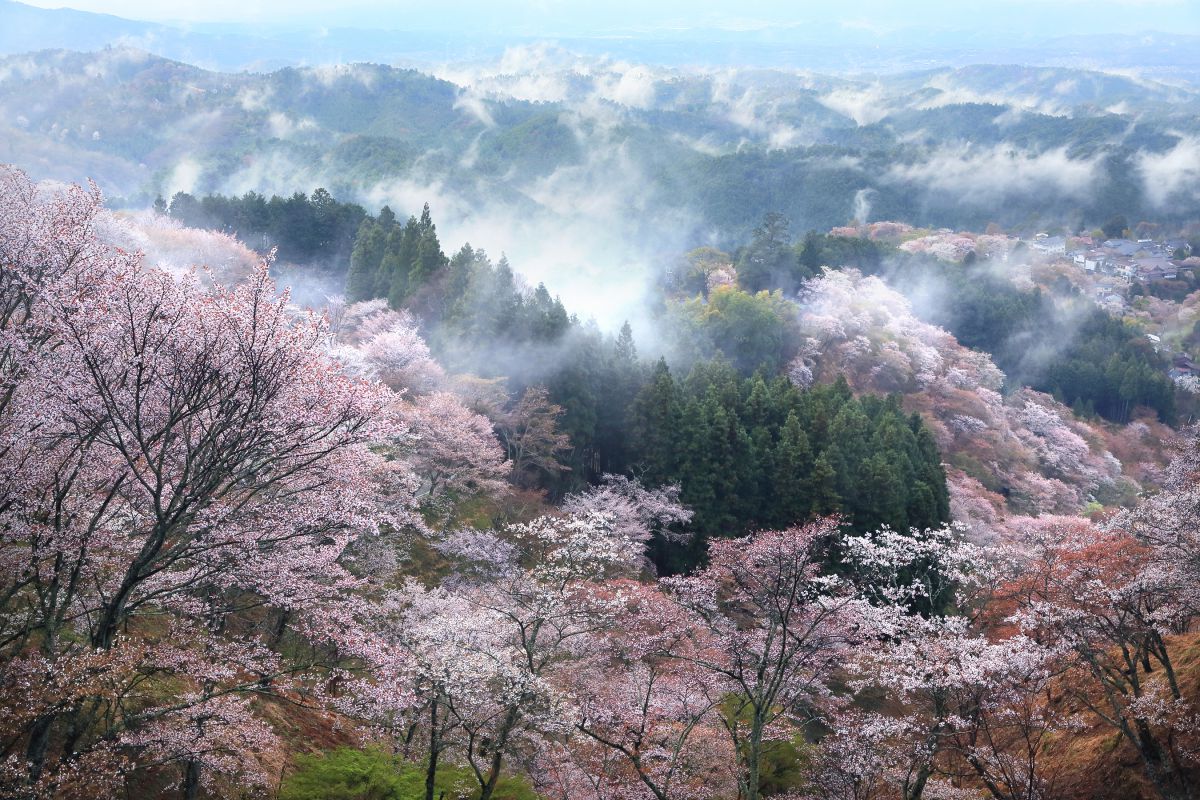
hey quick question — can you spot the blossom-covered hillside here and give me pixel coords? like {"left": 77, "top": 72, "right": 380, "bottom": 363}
{"left": 788, "top": 269, "right": 1134, "bottom": 529}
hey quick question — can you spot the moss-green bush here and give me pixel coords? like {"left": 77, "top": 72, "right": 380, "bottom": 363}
{"left": 280, "top": 747, "right": 538, "bottom": 800}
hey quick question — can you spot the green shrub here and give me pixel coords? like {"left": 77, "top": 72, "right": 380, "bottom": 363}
{"left": 280, "top": 747, "right": 539, "bottom": 800}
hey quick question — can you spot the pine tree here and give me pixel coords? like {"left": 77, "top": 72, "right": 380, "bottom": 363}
{"left": 742, "top": 374, "right": 772, "bottom": 429}
{"left": 857, "top": 453, "right": 906, "bottom": 533}
{"left": 737, "top": 212, "right": 795, "bottom": 293}
{"left": 444, "top": 244, "right": 479, "bottom": 311}
{"left": 615, "top": 321, "right": 637, "bottom": 362}
{"left": 408, "top": 204, "right": 447, "bottom": 290}
{"left": 388, "top": 217, "right": 421, "bottom": 307}
{"left": 628, "top": 359, "right": 682, "bottom": 487}
{"left": 345, "top": 220, "right": 385, "bottom": 301}
{"left": 911, "top": 421, "right": 950, "bottom": 526}
{"left": 593, "top": 322, "right": 642, "bottom": 476}
{"left": 771, "top": 411, "right": 814, "bottom": 526}
{"left": 808, "top": 452, "right": 840, "bottom": 517}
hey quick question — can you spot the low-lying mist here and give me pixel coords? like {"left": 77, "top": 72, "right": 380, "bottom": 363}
{"left": 4, "top": 44, "right": 1200, "bottom": 336}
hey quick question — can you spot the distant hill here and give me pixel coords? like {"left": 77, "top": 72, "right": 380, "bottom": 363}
{"left": 3, "top": 46, "right": 1200, "bottom": 308}
{"left": 0, "top": 1, "right": 508, "bottom": 70}
{"left": 3, "top": 1, "right": 1200, "bottom": 78}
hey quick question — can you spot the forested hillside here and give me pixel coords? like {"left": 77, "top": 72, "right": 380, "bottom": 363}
{"left": 4, "top": 48, "right": 1200, "bottom": 245}
{"left": 9, "top": 167, "right": 1200, "bottom": 800}
{"left": 7, "top": 155, "right": 1200, "bottom": 800}
{"left": 6, "top": 4, "right": 1200, "bottom": 798}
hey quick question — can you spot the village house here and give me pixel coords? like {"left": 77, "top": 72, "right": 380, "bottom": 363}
{"left": 1032, "top": 233, "right": 1067, "bottom": 255}
{"left": 1132, "top": 256, "right": 1179, "bottom": 283}
{"left": 1102, "top": 238, "right": 1143, "bottom": 258}
{"left": 1071, "top": 248, "right": 1113, "bottom": 273}
{"left": 1165, "top": 238, "right": 1193, "bottom": 258}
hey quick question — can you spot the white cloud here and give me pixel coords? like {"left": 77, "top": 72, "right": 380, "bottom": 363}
{"left": 266, "top": 112, "right": 317, "bottom": 139}
{"left": 219, "top": 150, "right": 329, "bottom": 197}
{"left": 593, "top": 63, "right": 658, "bottom": 110}
{"left": 236, "top": 85, "right": 274, "bottom": 112}
{"left": 164, "top": 157, "right": 203, "bottom": 198}
{"left": 888, "top": 145, "right": 1100, "bottom": 206}
{"left": 710, "top": 74, "right": 806, "bottom": 150}
{"left": 453, "top": 90, "right": 497, "bottom": 127}
{"left": 1137, "top": 135, "right": 1200, "bottom": 208}
{"left": 305, "top": 63, "right": 377, "bottom": 90}
{"left": 359, "top": 113, "right": 696, "bottom": 331}
{"left": 916, "top": 72, "right": 1072, "bottom": 117}
{"left": 817, "top": 84, "right": 891, "bottom": 125}
{"left": 435, "top": 43, "right": 574, "bottom": 104}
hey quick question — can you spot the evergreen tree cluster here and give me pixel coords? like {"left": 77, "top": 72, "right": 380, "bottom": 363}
{"left": 432, "top": 245, "right": 642, "bottom": 489}
{"left": 345, "top": 203, "right": 448, "bottom": 306}
{"left": 732, "top": 214, "right": 891, "bottom": 295}
{"left": 437, "top": 245, "right": 571, "bottom": 348}
{"left": 337, "top": 208, "right": 951, "bottom": 572}
{"left": 628, "top": 362, "right": 950, "bottom": 573}
{"left": 386, "top": 233, "right": 949, "bottom": 576}
{"left": 795, "top": 231, "right": 892, "bottom": 274}
{"left": 166, "top": 188, "right": 367, "bottom": 265}
{"left": 1040, "top": 311, "right": 1176, "bottom": 424}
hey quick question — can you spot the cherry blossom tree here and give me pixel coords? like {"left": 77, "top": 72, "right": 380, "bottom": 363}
{"left": 355, "top": 582, "right": 508, "bottom": 800}
{"left": 551, "top": 582, "right": 734, "bottom": 800}
{"left": 1004, "top": 516, "right": 1197, "bottom": 800}
{"left": 100, "top": 208, "right": 261, "bottom": 286}
{"left": 396, "top": 391, "right": 508, "bottom": 503}
{"left": 1124, "top": 423, "right": 1200, "bottom": 618}
{"left": 496, "top": 386, "right": 573, "bottom": 488}
{"left": 325, "top": 297, "right": 508, "bottom": 511}
{"left": 788, "top": 269, "right": 1127, "bottom": 531}
{"left": 327, "top": 299, "right": 444, "bottom": 394}
{"left": 0, "top": 168, "right": 405, "bottom": 798}
{"left": 812, "top": 524, "right": 1067, "bottom": 800}
{"left": 835, "top": 616, "right": 1063, "bottom": 800}
{"left": 562, "top": 475, "right": 692, "bottom": 574}
{"left": 354, "top": 511, "right": 644, "bottom": 800}
{"left": 659, "top": 518, "right": 868, "bottom": 800}
{"left": 445, "top": 513, "right": 640, "bottom": 800}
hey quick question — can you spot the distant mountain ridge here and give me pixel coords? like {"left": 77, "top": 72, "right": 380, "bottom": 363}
{"left": 2, "top": 45, "right": 1199, "bottom": 243}
{"left": 0, "top": 0, "right": 502, "bottom": 71}
{"left": 3, "top": 0, "right": 1200, "bottom": 78}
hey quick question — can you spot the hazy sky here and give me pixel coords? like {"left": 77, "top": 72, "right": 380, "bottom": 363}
{"left": 17, "top": 0, "right": 1200, "bottom": 36}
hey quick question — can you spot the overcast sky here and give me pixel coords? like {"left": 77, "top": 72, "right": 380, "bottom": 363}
{"left": 16, "top": 0, "right": 1200, "bottom": 36}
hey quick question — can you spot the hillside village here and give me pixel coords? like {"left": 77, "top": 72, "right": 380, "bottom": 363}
{"left": 823, "top": 220, "right": 1200, "bottom": 404}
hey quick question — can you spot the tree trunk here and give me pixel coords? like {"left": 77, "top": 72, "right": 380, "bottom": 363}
{"left": 906, "top": 763, "right": 932, "bottom": 800}
{"left": 24, "top": 714, "right": 53, "bottom": 784}
{"left": 905, "top": 724, "right": 945, "bottom": 800}
{"left": 1135, "top": 720, "right": 1192, "bottom": 800}
{"left": 182, "top": 758, "right": 200, "bottom": 800}
{"left": 477, "top": 706, "right": 521, "bottom": 800}
{"left": 744, "top": 714, "right": 764, "bottom": 800}
{"left": 478, "top": 750, "right": 504, "bottom": 800}
{"left": 424, "top": 698, "right": 440, "bottom": 800}
{"left": 267, "top": 609, "right": 290, "bottom": 651}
